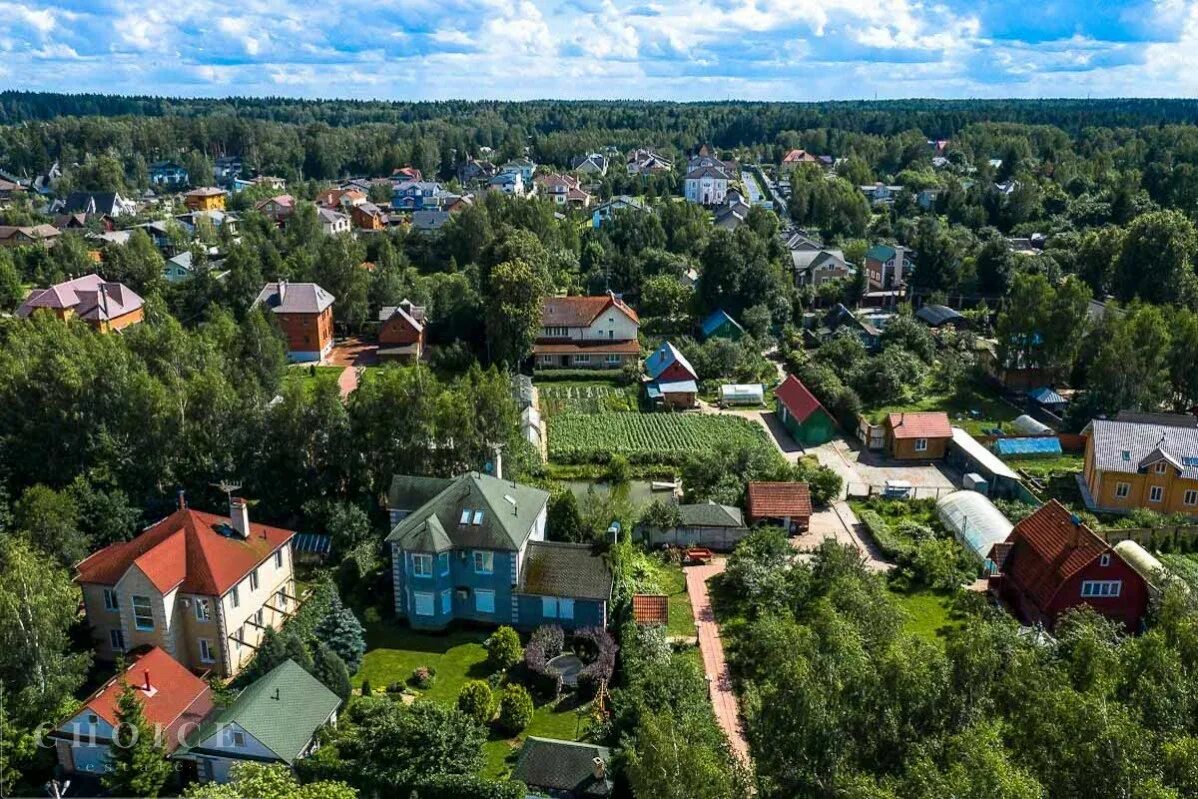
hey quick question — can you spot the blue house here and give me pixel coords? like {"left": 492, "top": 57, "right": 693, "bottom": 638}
{"left": 149, "top": 161, "right": 188, "bottom": 187}
{"left": 386, "top": 473, "right": 613, "bottom": 631}
{"left": 392, "top": 181, "right": 443, "bottom": 211}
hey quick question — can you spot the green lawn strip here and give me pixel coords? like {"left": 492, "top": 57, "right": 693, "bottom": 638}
{"left": 865, "top": 382, "right": 1019, "bottom": 436}
{"left": 887, "top": 587, "right": 963, "bottom": 646}
{"left": 654, "top": 561, "right": 697, "bottom": 639}
{"left": 284, "top": 365, "right": 345, "bottom": 395}
{"left": 1002, "top": 454, "right": 1085, "bottom": 478}
{"left": 482, "top": 697, "right": 591, "bottom": 778}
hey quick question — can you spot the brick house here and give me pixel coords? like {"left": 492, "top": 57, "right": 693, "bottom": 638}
{"left": 746, "top": 482, "right": 812, "bottom": 533}
{"left": 534, "top": 293, "right": 640, "bottom": 370}
{"left": 378, "top": 299, "right": 426, "bottom": 363}
{"left": 253, "top": 281, "right": 336, "bottom": 362}
{"left": 75, "top": 496, "right": 297, "bottom": 677}
{"left": 864, "top": 244, "right": 911, "bottom": 289}
{"left": 255, "top": 195, "right": 295, "bottom": 223}
{"left": 884, "top": 411, "right": 952, "bottom": 460}
{"left": 988, "top": 500, "right": 1150, "bottom": 632}
{"left": 17, "top": 274, "right": 144, "bottom": 332}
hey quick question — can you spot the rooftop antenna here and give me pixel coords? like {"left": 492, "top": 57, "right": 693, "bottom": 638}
{"left": 210, "top": 479, "right": 242, "bottom": 505}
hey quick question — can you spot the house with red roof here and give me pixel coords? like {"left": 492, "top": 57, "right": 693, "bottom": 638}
{"left": 16, "top": 274, "right": 144, "bottom": 332}
{"left": 534, "top": 292, "right": 640, "bottom": 370}
{"left": 76, "top": 495, "right": 297, "bottom": 678}
{"left": 378, "top": 299, "right": 426, "bottom": 363}
{"left": 746, "top": 482, "right": 812, "bottom": 533}
{"left": 987, "top": 500, "right": 1149, "bottom": 632}
{"left": 884, "top": 411, "right": 952, "bottom": 460}
{"left": 48, "top": 646, "right": 214, "bottom": 775}
{"left": 775, "top": 374, "right": 836, "bottom": 446}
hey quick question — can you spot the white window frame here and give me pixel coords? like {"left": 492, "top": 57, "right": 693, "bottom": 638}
{"left": 459, "top": 509, "right": 472, "bottom": 525}
{"left": 572, "top": 354, "right": 591, "bottom": 365}
{"left": 1156, "top": 462, "right": 1169, "bottom": 475}
{"left": 914, "top": 438, "right": 928, "bottom": 453}
{"left": 1185, "top": 489, "right": 1198, "bottom": 506}
{"left": 473, "top": 551, "right": 494, "bottom": 575}
{"left": 274, "top": 550, "right": 284, "bottom": 569}
{"left": 109, "top": 628, "right": 125, "bottom": 652}
{"left": 249, "top": 569, "right": 259, "bottom": 592}
{"left": 413, "top": 591, "right": 435, "bottom": 617}
{"left": 440, "top": 589, "right": 452, "bottom": 615}
{"left": 605, "top": 354, "right": 621, "bottom": 365}
{"left": 475, "top": 589, "right": 496, "bottom": 614}
{"left": 1115, "top": 482, "right": 1131, "bottom": 499}
{"left": 195, "top": 598, "right": 211, "bottom": 621}
{"left": 1100, "top": 553, "right": 1111, "bottom": 567}
{"left": 131, "top": 595, "right": 155, "bottom": 631}
{"left": 103, "top": 588, "right": 119, "bottom": 611}
{"left": 1081, "top": 580, "right": 1123, "bottom": 598}
{"left": 472, "top": 510, "right": 484, "bottom": 525}
{"left": 1150, "top": 485, "right": 1164, "bottom": 503}
{"left": 254, "top": 608, "right": 264, "bottom": 627}
{"left": 230, "top": 586, "right": 240, "bottom": 608}
{"left": 412, "top": 553, "right": 433, "bottom": 577}
{"left": 199, "top": 638, "right": 215, "bottom": 663}
{"left": 438, "top": 552, "right": 450, "bottom": 577}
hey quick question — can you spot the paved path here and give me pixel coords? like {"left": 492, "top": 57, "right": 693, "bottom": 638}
{"left": 686, "top": 560, "right": 751, "bottom": 764}
{"left": 337, "top": 366, "right": 359, "bottom": 399}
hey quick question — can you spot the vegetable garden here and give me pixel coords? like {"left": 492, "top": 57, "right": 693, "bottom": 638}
{"left": 547, "top": 412, "right": 772, "bottom": 465}
{"left": 538, "top": 381, "right": 638, "bottom": 416}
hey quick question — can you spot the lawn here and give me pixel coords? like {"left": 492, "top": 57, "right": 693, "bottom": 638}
{"left": 650, "top": 559, "right": 696, "bottom": 639}
{"left": 865, "top": 382, "right": 1019, "bottom": 437}
{"left": 887, "top": 587, "right": 963, "bottom": 645}
{"left": 1003, "top": 454, "right": 1084, "bottom": 478}
{"left": 284, "top": 365, "right": 345, "bottom": 395}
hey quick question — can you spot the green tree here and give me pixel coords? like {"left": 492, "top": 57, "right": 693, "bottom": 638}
{"left": 547, "top": 490, "right": 587, "bottom": 543}
{"left": 486, "top": 626, "right": 523, "bottom": 672}
{"left": 103, "top": 677, "right": 174, "bottom": 797}
{"left": 184, "top": 762, "right": 356, "bottom": 799}
{"left": 497, "top": 684, "right": 534, "bottom": 734}
{"left": 485, "top": 258, "right": 549, "bottom": 368}
{"left": 1114, "top": 210, "right": 1198, "bottom": 306}
{"left": 14, "top": 483, "right": 88, "bottom": 566}
{"left": 0, "top": 250, "right": 23, "bottom": 312}
{"left": 457, "top": 680, "right": 496, "bottom": 725}
{"left": 315, "top": 594, "right": 367, "bottom": 673}
{"left": 311, "top": 641, "right": 353, "bottom": 700}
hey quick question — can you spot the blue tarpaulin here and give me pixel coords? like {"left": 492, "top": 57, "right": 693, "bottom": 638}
{"left": 994, "top": 437, "right": 1062, "bottom": 457}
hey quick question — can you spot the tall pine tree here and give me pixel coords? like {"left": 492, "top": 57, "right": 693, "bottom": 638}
{"left": 315, "top": 595, "right": 366, "bottom": 673}
{"left": 311, "top": 641, "right": 353, "bottom": 699}
{"left": 103, "top": 678, "right": 173, "bottom": 797}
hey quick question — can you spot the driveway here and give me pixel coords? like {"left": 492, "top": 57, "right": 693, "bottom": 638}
{"left": 327, "top": 337, "right": 379, "bottom": 367}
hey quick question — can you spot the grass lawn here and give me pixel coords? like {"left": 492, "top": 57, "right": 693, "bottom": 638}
{"left": 1003, "top": 453, "right": 1084, "bottom": 478}
{"left": 1004, "top": 454, "right": 1085, "bottom": 507}
{"left": 284, "top": 365, "right": 345, "bottom": 395}
{"left": 866, "top": 382, "right": 1019, "bottom": 437}
{"left": 888, "top": 587, "right": 963, "bottom": 645}
{"left": 653, "top": 560, "right": 696, "bottom": 639}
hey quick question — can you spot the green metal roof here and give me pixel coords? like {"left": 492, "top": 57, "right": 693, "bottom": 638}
{"left": 385, "top": 472, "right": 550, "bottom": 552}
{"left": 179, "top": 660, "right": 340, "bottom": 765}
{"left": 866, "top": 244, "right": 896, "bottom": 261}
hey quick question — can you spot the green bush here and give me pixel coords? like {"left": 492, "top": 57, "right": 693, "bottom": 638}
{"left": 497, "top": 684, "right": 534, "bottom": 734}
{"left": 857, "top": 509, "right": 912, "bottom": 560}
{"left": 533, "top": 368, "right": 625, "bottom": 382}
{"left": 457, "top": 680, "right": 496, "bottom": 725}
{"left": 486, "top": 626, "right": 523, "bottom": 671}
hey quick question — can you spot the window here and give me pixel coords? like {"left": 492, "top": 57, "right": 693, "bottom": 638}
{"left": 472, "top": 510, "right": 484, "bottom": 525}
{"left": 475, "top": 589, "right": 496, "bottom": 614}
{"left": 132, "top": 595, "right": 154, "bottom": 631}
{"left": 235, "top": 625, "right": 244, "bottom": 649}
{"left": 1186, "top": 490, "right": 1198, "bottom": 506}
{"left": 542, "top": 326, "right": 569, "bottom": 337}
{"left": 438, "top": 552, "right": 450, "bottom": 577}
{"left": 232, "top": 731, "right": 246, "bottom": 747}
{"left": 474, "top": 551, "right": 494, "bottom": 575}
{"left": 274, "top": 550, "right": 284, "bottom": 569}
{"left": 412, "top": 553, "right": 433, "bottom": 577}
{"left": 572, "top": 354, "right": 591, "bottom": 365}
{"left": 413, "top": 592, "right": 434, "bottom": 616}
{"left": 914, "top": 438, "right": 928, "bottom": 452}
{"left": 1150, "top": 485, "right": 1165, "bottom": 503}
{"left": 459, "top": 509, "right": 471, "bottom": 525}
{"left": 249, "top": 569, "right": 259, "bottom": 592}
{"left": 230, "top": 586, "right": 240, "bottom": 608}
{"left": 1156, "top": 462, "right": 1169, "bottom": 475}
{"left": 199, "top": 639, "right": 215, "bottom": 663}
{"left": 1122, "top": 450, "right": 1132, "bottom": 462}
{"left": 559, "top": 598, "right": 575, "bottom": 620}
{"left": 88, "top": 714, "right": 99, "bottom": 725}
{"left": 606, "top": 354, "right": 621, "bottom": 365}
{"left": 103, "top": 589, "right": 119, "bottom": 612}
{"left": 1081, "top": 580, "right": 1123, "bottom": 598}
{"left": 276, "top": 590, "right": 288, "bottom": 610}
{"left": 542, "top": 596, "right": 558, "bottom": 619}
{"left": 1100, "top": 553, "right": 1111, "bottom": 567}
{"left": 1115, "top": 482, "right": 1131, "bottom": 499}
{"left": 195, "top": 598, "right": 211, "bottom": 621}
{"left": 254, "top": 609, "right": 264, "bottom": 627}
{"left": 440, "top": 589, "right": 452, "bottom": 615}
{"left": 109, "top": 628, "right": 125, "bottom": 652}
{"left": 541, "top": 597, "right": 576, "bottom": 620}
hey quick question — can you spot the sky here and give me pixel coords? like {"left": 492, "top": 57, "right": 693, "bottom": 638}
{"left": 2, "top": 0, "right": 1197, "bottom": 101}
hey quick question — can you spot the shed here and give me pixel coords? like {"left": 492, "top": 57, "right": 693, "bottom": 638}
{"left": 915, "top": 304, "right": 966, "bottom": 328}
{"left": 701, "top": 310, "right": 745, "bottom": 341}
{"left": 1028, "top": 386, "right": 1068, "bottom": 412}
{"left": 946, "top": 427, "right": 1025, "bottom": 500}
{"left": 719, "top": 383, "right": 764, "bottom": 407}
{"left": 746, "top": 482, "right": 812, "bottom": 533}
{"left": 994, "top": 437, "right": 1062, "bottom": 457}
{"left": 775, "top": 374, "right": 836, "bottom": 446}
{"left": 936, "top": 490, "right": 1013, "bottom": 566}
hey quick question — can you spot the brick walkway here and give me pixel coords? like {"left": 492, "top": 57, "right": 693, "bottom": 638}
{"left": 337, "top": 366, "right": 359, "bottom": 399}
{"left": 686, "top": 560, "right": 751, "bottom": 764}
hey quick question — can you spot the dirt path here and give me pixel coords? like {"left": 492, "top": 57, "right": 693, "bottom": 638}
{"left": 337, "top": 366, "right": 359, "bottom": 399}
{"left": 686, "top": 560, "right": 751, "bottom": 764}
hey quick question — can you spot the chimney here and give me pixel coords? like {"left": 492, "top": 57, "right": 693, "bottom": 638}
{"left": 492, "top": 446, "right": 504, "bottom": 481}
{"left": 177, "top": 489, "right": 187, "bottom": 510}
{"left": 143, "top": 670, "right": 151, "bottom": 692}
{"left": 272, "top": 688, "right": 280, "bottom": 701}
{"left": 277, "top": 280, "right": 287, "bottom": 306}
{"left": 592, "top": 757, "right": 607, "bottom": 781}
{"left": 229, "top": 497, "right": 250, "bottom": 538}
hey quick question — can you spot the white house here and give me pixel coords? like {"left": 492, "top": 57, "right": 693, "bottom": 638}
{"left": 534, "top": 292, "right": 641, "bottom": 369}
{"left": 684, "top": 165, "right": 733, "bottom": 205}
{"left": 318, "top": 208, "right": 351, "bottom": 236}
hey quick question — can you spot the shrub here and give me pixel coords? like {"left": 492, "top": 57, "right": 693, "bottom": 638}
{"left": 360, "top": 679, "right": 373, "bottom": 697}
{"left": 411, "top": 666, "right": 436, "bottom": 689}
{"left": 530, "top": 625, "right": 565, "bottom": 659}
{"left": 523, "top": 626, "right": 565, "bottom": 698}
{"left": 857, "top": 509, "right": 911, "bottom": 560}
{"left": 457, "top": 680, "right": 496, "bottom": 725}
{"left": 574, "top": 627, "right": 618, "bottom": 700}
{"left": 486, "top": 626, "right": 523, "bottom": 671}
{"left": 498, "top": 684, "right": 534, "bottom": 734}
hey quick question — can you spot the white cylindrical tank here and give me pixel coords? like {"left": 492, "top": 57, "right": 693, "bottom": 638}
{"left": 1113, "top": 539, "right": 1166, "bottom": 591}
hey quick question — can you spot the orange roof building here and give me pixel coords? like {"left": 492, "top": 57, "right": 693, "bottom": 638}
{"left": 746, "top": 482, "right": 812, "bottom": 533}
{"left": 631, "top": 594, "right": 669, "bottom": 626}
{"left": 884, "top": 411, "right": 952, "bottom": 460}
{"left": 534, "top": 292, "right": 640, "bottom": 370}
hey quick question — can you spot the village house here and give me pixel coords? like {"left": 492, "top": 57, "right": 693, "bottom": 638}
{"left": 626, "top": 148, "right": 673, "bottom": 175}
{"left": 391, "top": 181, "right": 444, "bottom": 210}
{"left": 317, "top": 208, "right": 351, "bottom": 236}
{"left": 184, "top": 187, "right": 227, "bottom": 212}
{"left": 378, "top": 299, "right": 427, "bottom": 363}
{"left": 864, "top": 244, "right": 912, "bottom": 290}
{"left": 488, "top": 171, "right": 526, "bottom": 196}
{"left": 534, "top": 173, "right": 592, "bottom": 208}
{"left": 315, "top": 188, "right": 366, "bottom": 210}
{"left": 860, "top": 183, "right": 906, "bottom": 205}
{"left": 48, "top": 647, "right": 214, "bottom": 776}
{"left": 884, "top": 412, "right": 952, "bottom": 460}
{"left": 253, "top": 281, "right": 336, "bottom": 362}
{"left": 775, "top": 374, "right": 837, "bottom": 447}
{"left": 534, "top": 292, "right": 640, "bottom": 370}
{"left": 639, "top": 501, "right": 748, "bottom": 551}
{"left": 570, "top": 153, "right": 608, "bottom": 176}
{"left": 0, "top": 223, "right": 61, "bottom": 249}
{"left": 252, "top": 175, "right": 287, "bottom": 191}
{"left": 17, "top": 274, "right": 144, "bottom": 332}
{"left": 591, "top": 195, "right": 648, "bottom": 228}
{"left": 512, "top": 737, "right": 613, "bottom": 799}
{"left": 174, "top": 659, "right": 340, "bottom": 783}
{"left": 500, "top": 157, "right": 538, "bottom": 181}
{"left": 684, "top": 164, "right": 733, "bottom": 205}
{"left": 780, "top": 149, "right": 832, "bottom": 171}
{"left": 643, "top": 341, "right": 698, "bottom": 409}
{"left": 457, "top": 158, "right": 498, "bottom": 185}
{"left": 74, "top": 494, "right": 297, "bottom": 677}
{"left": 391, "top": 166, "right": 423, "bottom": 182}
{"left": 351, "top": 202, "right": 388, "bottom": 231}
{"left": 746, "top": 482, "right": 812, "bottom": 533}
{"left": 213, "top": 156, "right": 243, "bottom": 183}
{"left": 255, "top": 194, "right": 295, "bottom": 223}
{"left": 149, "top": 161, "right": 189, "bottom": 186}
{"left": 386, "top": 473, "right": 613, "bottom": 631}
{"left": 1081, "top": 416, "right": 1198, "bottom": 516}
{"left": 915, "top": 304, "right": 966, "bottom": 329}
{"left": 792, "top": 248, "right": 852, "bottom": 287}
{"left": 57, "top": 191, "right": 136, "bottom": 217}
{"left": 988, "top": 500, "right": 1150, "bottom": 632}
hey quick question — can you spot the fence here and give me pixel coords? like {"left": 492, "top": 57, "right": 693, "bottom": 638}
{"left": 845, "top": 482, "right": 957, "bottom": 501}
{"left": 856, "top": 416, "right": 886, "bottom": 450}
{"left": 635, "top": 525, "right": 752, "bottom": 552}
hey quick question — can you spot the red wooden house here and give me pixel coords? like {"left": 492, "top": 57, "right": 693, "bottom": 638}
{"left": 987, "top": 499, "right": 1149, "bottom": 632}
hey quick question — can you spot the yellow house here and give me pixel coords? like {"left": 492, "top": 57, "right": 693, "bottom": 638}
{"left": 184, "top": 187, "right": 227, "bottom": 212}
{"left": 1083, "top": 416, "right": 1198, "bottom": 516}
{"left": 75, "top": 496, "right": 296, "bottom": 677}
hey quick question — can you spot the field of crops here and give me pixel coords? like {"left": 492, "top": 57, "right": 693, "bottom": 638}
{"left": 1160, "top": 554, "right": 1198, "bottom": 589}
{"left": 547, "top": 412, "right": 772, "bottom": 465}
{"left": 538, "top": 382, "right": 638, "bottom": 416}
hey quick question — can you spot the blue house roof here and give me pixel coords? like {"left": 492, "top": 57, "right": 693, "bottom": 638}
{"left": 700, "top": 310, "right": 744, "bottom": 338}
{"left": 1028, "top": 386, "right": 1067, "bottom": 406}
{"left": 644, "top": 341, "right": 696, "bottom": 381}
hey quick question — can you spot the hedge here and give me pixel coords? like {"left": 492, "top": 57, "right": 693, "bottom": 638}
{"left": 856, "top": 509, "right": 912, "bottom": 561}
{"left": 532, "top": 368, "right": 625, "bottom": 382}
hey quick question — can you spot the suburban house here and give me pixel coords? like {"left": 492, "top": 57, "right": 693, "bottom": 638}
{"left": 988, "top": 500, "right": 1150, "bottom": 632}
{"left": 713, "top": 192, "right": 751, "bottom": 229}
{"left": 58, "top": 191, "right": 136, "bottom": 217}
{"left": 458, "top": 158, "right": 498, "bottom": 184}
{"left": 392, "top": 181, "right": 444, "bottom": 211}
{"left": 885, "top": 412, "right": 952, "bottom": 460}
{"left": 1081, "top": 416, "right": 1198, "bottom": 516}
{"left": 49, "top": 647, "right": 214, "bottom": 776}
{"left": 317, "top": 208, "right": 351, "bottom": 236}
{"left": 74, "top": 495, "right": 297, "bottom": 677}
{"left": 775, "top": 374, "right": 837, "bottom": 446}
{"left": 700, "top": 309, "right": 745, "bottom": 341}
{"left": 252, "top": 175, "right": 287, "bottom": 191}
{"left": 385, "top": 473, "right": 613, "bottom": 631}
{"left": 534, "top": 293, "right": 640, "bottom": 370}
{"left": 174, "top": 659, "right": 340, "bottom": 783}
{"left": 915, "top": 304, "right": 966, "bottom": 329}
{"left": 639, "top": 501, "right": 748, "bottom": 551}
{"left": 255, "top": 195, "right": 295, "bottom": 223}
{"left": 746, "top": 482, "right": 812, "bottom": 533}
{"left": 149, "top": 161, "right": 189, "bottom": 186}
{"left": 535, "top": 173, "right": 592, "bottom": 208}
{"left": 0, "top": 223, "right": 61, "bottom": 249}
{"left": 378, "top": 299, "right": 427, "bottom": 363}
{"left": 213, "top": 156, "right": 243, "bottom": 182}
{"left": 17, "top": 274, "right": 144, "bottom": 332}
{"left": 626, "top": 149, "right": 673, "bottom": 175}
{"left": 500, "top": 157, "right": 538, "bottom": 181}
{"left": 315, "top": 188, "right": 366, "bottom": 210}
{"left": 864, "top": 244, "right": 912, "bottom": 289}
{"left": 184, "top": 188, "right": 227, "bottom": 212}
{"left": 571, "top": 153, "right": 609, "bottom": 176}
{"left": 411, "top": 209, "right": 451, "bottom": 231}
{"left": 860, "top": 183, "right": 906, "bottom": 204}
{"left": 351, "top": 202, "right": 388, "bottom": 231}
{"left": 513, "top": 737, "right": 613, "bottom": 799}
{"left": 684, "top": 164, "right": 733, "bottom": 205}
{"left": 252, "top": 281, "right": 336, "bottom": 362}
{"left": 643, "top": 341, "right": 698, "bottom": 409}
{"left": 488, "top": 171, "right": 526, "bottom": 196}
{"left": 810, "top": 304, "right": 883, "bottom": 352}
{"left": 792, "top": 248, "right": 851, "bottom": 287}
{"left": 164, "top": 251, "right": 198, "bottom": 283}
{"left": 392, "top": 166, "right": 423, "bottom": 182}
{"left": 780, "top": 149, "right": 832, "bottom": 171}
{"left": 591, "top": 195, "right": 648, "bottom": 228}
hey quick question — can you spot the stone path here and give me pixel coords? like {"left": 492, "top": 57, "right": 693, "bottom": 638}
{"left": 686, "top": 559, "right": 751, "bottom": 764}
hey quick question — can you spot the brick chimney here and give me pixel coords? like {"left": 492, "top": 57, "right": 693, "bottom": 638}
{"left": 229, "top": 497, "right": 250, "bottom": 539}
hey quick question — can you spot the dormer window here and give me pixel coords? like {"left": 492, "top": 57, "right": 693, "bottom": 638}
{"left": 1156, "top": 462, "right": 1168, "bottom": 475}
{"left": 1122, "top": 451, "right": 1131, "bottom": 462}
{"left": 459, "top": 509, "right": 471, "bottom": 525}
{"left": 472, "top": 510, "right": 484, "bottom": 525}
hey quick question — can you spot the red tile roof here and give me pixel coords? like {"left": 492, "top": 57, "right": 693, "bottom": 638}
{"left": 540, "top": 293, "right": 640, "bottom": 328}
{"left": 1001, "top": 500, "right": 1112, "bottom": 609}
{"left": 631, "top": 594, "right": 669, "bottom": 626}
{"left": 746, "top": 482, "right": 812, "bottom": 519}
{"left": 77, "top": 647, "right": 213, "bottom": 750}
{"left": 886, "top": 411, "right": 952, "bottom": 440}
{"left": 775, "top": 374, "right": 830, "bottom": 424}
{"left": 76, "top": 507, "right": 295, "bottom": 596}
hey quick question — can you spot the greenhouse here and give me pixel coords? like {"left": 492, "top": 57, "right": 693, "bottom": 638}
{"left": 1011, "top": 414, "right": 1053, "bottom": 435}
{"left": 994, "top": 437, "right": 1063, "bottom": 457}
{"left": 719, "top": 383, "right": 765, "bottom": 406}
{"left": 936, "top": 490, "right": 1014, "bottom": 566}
{"left": 1114, "top": 540, "right": 1166, "bottom": 592}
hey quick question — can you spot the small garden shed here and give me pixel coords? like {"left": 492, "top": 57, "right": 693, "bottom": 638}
{"left": 775, "top": 374, "right": 836, "bottom": 446}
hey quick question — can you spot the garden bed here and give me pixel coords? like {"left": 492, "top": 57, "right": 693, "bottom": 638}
{"left": 547, "top": 412, "right": 772, "bottom": 465}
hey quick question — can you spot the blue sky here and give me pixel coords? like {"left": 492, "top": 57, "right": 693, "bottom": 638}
{"left": 1, "top": 0, "right": 1196, "bottom": 100}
